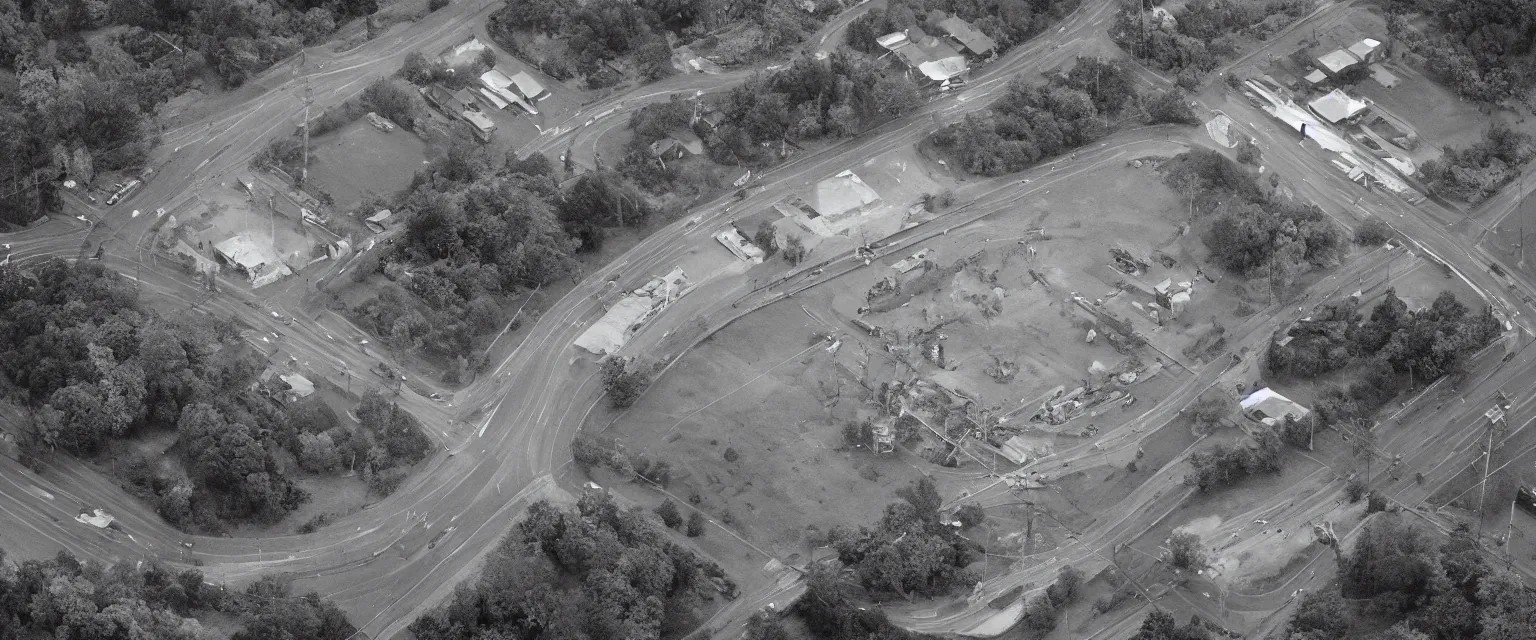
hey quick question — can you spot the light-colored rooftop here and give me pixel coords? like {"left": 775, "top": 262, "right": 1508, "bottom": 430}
{"left": 1308, "top": 89, "right": 1370, "bottom": 123}
{"left": 936, "top": 16, "right": 996, "bottom": 56}
{"left": 279, "top": 373, "right": 314, "bottom": 398}
{"left": 876, "top": 32, "right": 909, "bottom": 50}
{"left": 508, "top": 71, "right": 548, "bottom": 101}
{"left": 918, "top": 56, "right": 969, "bottom": 81}
{"left": 1241, "top": 387, "right": 1310, "bottom": 421}
{"left": 1316, "top": 49, "right": 1360, "bottom": 73}
{"left": 462, "top": 111, "right": 495, "bottom": 132}
{"left": 214, "top": 235, "right": 268, "bottom": 270}
{"left": 1348, "top": 38, "right": 1381, "bottom": 60}
{"left": 813, "top": 170, "right": 882, "bottom": 219}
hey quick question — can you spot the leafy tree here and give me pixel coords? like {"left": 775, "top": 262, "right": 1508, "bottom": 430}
{"left": 1288, "top": 588, "right": 1349, "bottom": 639}
{"left": 783, "top": 234, "right": 808, "bottom": 265}
{"left": 1169, "top": 531, "right": 1207, "bottom": 572}
{"left": 1131, "top": 609, "right": 1213, "bottom": 639}
{"left": 686, "top": 512, "right": 707, "bottom": 537}
{"left": 1355, "top": 218, "right": 1393, "bottom": 246}
{"left": 1146, "top": 89, "right": 1201, "bottom": 125}
{"left": 1341, "top": 515, "right": 1436, "bottom": 607}
{"left": 602, "top": 357, "right": 651, "bottom": 408}
{"left": 754, "top": 222, "right": 780, "bottom": 256}
{"left": 655, "top": 499, "right": 683, "bottom": 528}
{"left": 955, "top": 504, "right": 985, "bottom": 528}
{"left": 872, "top": 74, "right": 922, "bottom": 117}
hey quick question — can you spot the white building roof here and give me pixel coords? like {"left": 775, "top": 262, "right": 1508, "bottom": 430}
{"left": 479, "top": 70, "right": 538, "bottom": 114}
{"left": 813, "top": 170, "right": 882, "bottom": 219}
{"left": 574, "top": 295, "right": 659, "bottom": 355}
{"left": 1240, "top": 387, "right": 1310, "bottom": 421}
{"left": 1347, "top": 38, "right": 1381, "bottom": 60}
{"left": 1304, "top": 69, "right": 1328, "bottom": 84}
{"left": 366, "top": 209, "right": 393, "bottom": 224}
{"left": 1316, "top": 49, "right": 1360, "bottom": 74}
{"left": 214, "top": 235, "right": 268, "bottom": 271}
{"left": 477, "top": 87, "right": 510, "bottom": 110}
{"left": 508, "top": 71, "right": 547, "bottom": 101}
{"left": 443, "top": 38, "right": 489, "bottom": 66}
{"left": 716, "top": 229, "right": 766, "bottom": 263}
{"left": 918, "top": 56, "right": 968, "bottom": 81}
{"left": 279, "top": 373, "right": 315, "bottom": 398}
{"left": 876, "top": 32, "right": 910, "bottom": 51}
{"left": 1308, "top": 89, "right": 1370, "bottom": 123}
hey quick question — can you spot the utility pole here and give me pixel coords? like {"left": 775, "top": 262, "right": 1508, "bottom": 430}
{"left": 1506, "top": 497, "right": 1518, "bottom": 569}
{"left": 1476, "top": 423, "right": 1496, "bottom": 539}
{"left": 300, "top": 78, "right": 314, "bottom": 185}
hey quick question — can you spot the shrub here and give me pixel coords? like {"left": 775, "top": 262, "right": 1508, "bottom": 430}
{"left": 1354, "top": 219, "right": 1392, "bottom": 246}
{"left": 655, "top": 499, "right": 683, "bottom": 528}
{"left": 429, "top": 0, "right": 449, "bottom": 10}
{"left": 955, "top": 504, "right": 985, "bottom": 528}
{"left": 1169, "top": 531, "right": 1207, "bottom": 572}
{"left": 686, "top": 512, "right": 706, "bottom": 537}
{"left": 723, "top": 447, "right": 739, "bottom": 462}
{"left": 1346, "top": 477, "right": 1367, "bottom": 503}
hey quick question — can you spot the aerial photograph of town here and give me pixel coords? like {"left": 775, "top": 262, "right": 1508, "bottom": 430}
{"left": 1, "top": 0, "right": 1535, "bottom": 637}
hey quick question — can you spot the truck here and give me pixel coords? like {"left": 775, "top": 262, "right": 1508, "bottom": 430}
{"left": 106, "top": 179, "right": 141, "bottom": 205}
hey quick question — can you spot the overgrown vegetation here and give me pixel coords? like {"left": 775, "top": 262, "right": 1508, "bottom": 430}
{"left": 0, "top": 546, "right": 356, "bottom": 640}
{"left": 1, "top": 260, "right": 437, "bottom": 531}
{"left": 1266, "top": 288, "right": 1500, "bottom": 436}
{"left": 756, "top": 564, "right": 940, "bottom": 640}
{"left": 602, "top": 356, "right": 656, "bottom": 408}
{"left": 1019, "top": 565, "right": 1085, "bottom": 634}
{"left": 0, "top": 0, "right": 376, "bottom": 226}
{"left": 1162, "top": 149, "right": 1344, "bottom": 291}
{"left": 707, "top": 53, "right": 923, "bottom": 166}
{"left": 1293, "top": 515, "right": 1536, "bottom": 640}
{"left": 1182, "top": 423, "right": 1284, "bottom": 491}
{"left": 1385, "top": 0, "right": 1536, "bottom": 104}
{"left": 829, "top": 477, "right": 977, "bottom": 599}
{"left": 408, "top": 491, "right": 734, "bottom": 640}
{"left": 929, "top": 58, "right": 1195, "bottom": 176}
{"left": 1128, "top": 609, "right": 1223, "bottom": 639}
{"left": 1417, "top": 123, "right": 1534, "bottom": 204}
{"left": 844, "top": 0, "right": 1083, "bottom": 57}
{"left": 1111, "top": 0, "right": 1314, "bottom": 89}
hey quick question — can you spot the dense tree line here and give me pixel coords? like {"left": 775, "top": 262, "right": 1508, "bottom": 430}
{"left": 489, "top": 0, "right": 830, "bottom": 85}
{"left": 1418, "top": 123, "right": 1533, "bottom": 204}
{"left": 1128, "top": 609, "right": 1222, "bottom": 639}
{"left": 929, "top": 57, "right": 1194, "bottom": 176}
{"left": 1161, "top": 149, "right": 1344, "bottom": 287}
{"left": 0, "top": 0, "right": 374, "bottom": 227}
{"left": 1, "top": 260, "right": 433, "bottom": 531}
{"left": 1110, "top": 0, "right": 1312, "bottom": 88}
{"left": 1385, "top": 0, "right": 1536, "bottom": 104}
{"left": 1268, "top": 289, "right": 1500, "bottom": 383}
{"left": 844, "top": 0, "right": 1083, "bottom": 57}
{"left": 707, "top": 53, "right": 922, "bottom": 166}
{"left": 0, "top": 546, "right": 355, "bottom": 640}
{"left": 829, "top": 477, "right": 978, "bottom": 598}
{"left": 1293, "top": 515, "right": 1536, "bottom": 640}
{"left": 1183, "top": 423, "right": 1284, "bottom": 491}
{"left": 739, "top": 564, "right": 940, "bottom": 640}
{"left": 408, "top": 491, "right": 732, "bottom": 640}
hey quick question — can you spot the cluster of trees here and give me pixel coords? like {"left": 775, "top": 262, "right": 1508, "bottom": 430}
{"left": 708, "top": 53, "right": 922, "bottom": 165}
{"left": 830, "top": 477, "right": 978, "bottom": 598}
{"left": 1182, "top": 423, "right": 1284, "bottom": 491}
{"left": 1, "top": 260, "right": 305, "bottom": 529}
{"left": 1268, "top": 289, "right": 1500, "bottom": 384}
{"left": 1019, "top": 565, "right": 1085, "bottom": 635}
{"left": 1, "top": 260, "right": 435, "bottom": 530}
{"left": 0, "top": 0, "right": 373, "bottom": 226}
{"left": 0, "top": 547, "right": 355, "bottom": 640}
{"left": 845, "top": 0, "right": 1082, "bottom": 57}
{"left": 929, "top": 58, "right": 1196, "bottom": 176}
{"left": 571, "top": 432, "right": 677, "bottom": 488}
{"left": 602, "top": 356, "right": 656, "bottom": 408}
{"left": 1128, "top": 609, "right": 1224, "bottom": 640}
{"left": 1418, "top": 123, "right": 1533, "bottom": 204}
{"left": 1163, "top": 149, "right": 1344, "bottom": 288}
{"left": 1296, "top": 515, "right": 1536, "bottom": 639}
{"left": 348, "top": 150, "right": 571, "bottom": 360}
{"left": 401, "top": 47, "right": 499, "bottom": 90}
{"left": 746, "top": 565, "right": 939, "bottom": 640}
{"left": 490, "top": 0, "right": 831, "bottom": 84}
{"left": 409, "top": 491, "right": 733, "bottom": 640}
{"left": 1385, "top": 0, "right": 1536, "bottom": 104}
{"left": 1111, "top": 0, "right": 1312, "bottom": 88}
{"left": 617, "top": 98, "right": 734, "bottom": 196}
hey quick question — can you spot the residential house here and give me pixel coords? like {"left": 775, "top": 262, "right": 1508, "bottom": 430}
{"left": 479, "top": 70, "right": 538, "bottom": 115}
{"left": 936, "top": 16, "right": 996, "bottom": 58}
{"left": 651, "top": 137, "right": 685, "bottom": 160}
{"left": 462, "top": 110, "right": 496, "bottom": 141}
{"left": 1240, "top": 387, "right": 1310, "bottom": 426}
{"left": 277, "top": 373, "right": 315, "bottom": 404}
{"left": 877, "top": 28, "right": 969, "bottom": 84}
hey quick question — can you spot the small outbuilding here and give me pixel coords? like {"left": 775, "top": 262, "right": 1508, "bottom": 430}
{"left": 1241, "top": 387, "right": 1310, "bottom": 425}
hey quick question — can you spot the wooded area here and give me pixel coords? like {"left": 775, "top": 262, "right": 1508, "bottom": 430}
{"left": 1110, "top": 0, "right": 1312, "bottom": 88}
{"left": 407, "top": 491, "right": 734, "bottom": 640}
{"left": 0, "top": 546, "right": 355, "bottom": 640}
{"left": 845, "top": 0, "right": 1081, "bottom": 57}
{"left": 1387, "top": 0, "right": 1536, "bottom": 104}
{"left": 0, "top": 0, "right": 376, "bottom": 227}
{"left": 0, "top": 260, "right": 431, "bottom": 530}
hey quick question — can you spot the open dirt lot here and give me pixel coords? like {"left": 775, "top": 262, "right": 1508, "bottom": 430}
{"left": 306, "top": 118, "right": 431, "bottom": 211}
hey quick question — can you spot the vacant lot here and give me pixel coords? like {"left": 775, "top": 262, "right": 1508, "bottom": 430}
{"left": 306, "top": 118, "right": 431, "bottom": 211}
